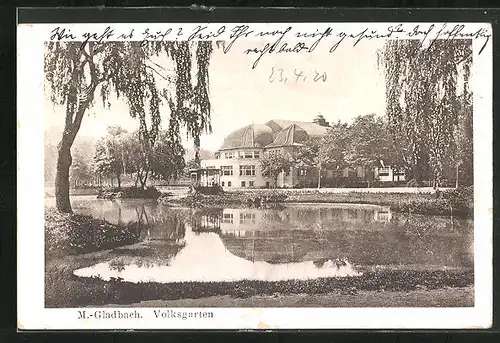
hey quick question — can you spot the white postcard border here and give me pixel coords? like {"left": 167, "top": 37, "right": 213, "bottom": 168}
{"left": 17, "top": 22, "right": 493, "bottom": 330}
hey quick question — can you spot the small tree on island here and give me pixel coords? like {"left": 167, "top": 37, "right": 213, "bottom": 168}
{"left": 260, "top": 152, "right": 294, "bottom": 188}
{"left": 115, "top": 130, "right": 186, "bottom": 189}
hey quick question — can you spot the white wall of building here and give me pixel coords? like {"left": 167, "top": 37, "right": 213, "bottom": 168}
{"left": 201, "top": 149, "right": 274, "bottom": 189}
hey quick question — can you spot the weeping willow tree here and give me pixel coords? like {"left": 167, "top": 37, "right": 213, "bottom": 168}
{"left": 45, "top": 41, "right": 213, "bottom": 213}
{"left": 377, "top": 39, "right": 473, "bottom": 186}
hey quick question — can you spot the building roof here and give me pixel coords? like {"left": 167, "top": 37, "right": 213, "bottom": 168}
{"left": 265, "top": 124, "right": 309, "bottom": 148}
{"left": 266, "top": 119, "right": 329, "bottom": 137}
{"left": 218, "top": 119, "right": 330, "bottom": 151}
{"left": 218, "top": 124, "right": 274, "bottom": 151}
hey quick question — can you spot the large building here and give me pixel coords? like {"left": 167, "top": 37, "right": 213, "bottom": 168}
{"left": 199, "top": 117, "right": 329, "bottom": 189}
{"left": 198, "top": 116, "right": 404, "bottom": 189}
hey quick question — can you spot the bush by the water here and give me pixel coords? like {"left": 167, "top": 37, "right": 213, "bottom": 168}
{"left": 163, "top": 189, "right": 288, "bottom": 208}
{"left": 97, "top": 186, "right": 161, "bottom": 199}
{"left": 397, "top": 186, "right": 473, "bottom": 217}
{"left": 45, "top": 208, "right": 143, "bottom": 259}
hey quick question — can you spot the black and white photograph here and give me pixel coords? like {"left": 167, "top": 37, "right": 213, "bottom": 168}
{"left": 17, "top": 18, "right": 492, "bottom": 330}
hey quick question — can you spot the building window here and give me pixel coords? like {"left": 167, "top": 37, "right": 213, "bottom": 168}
{"left": 244, "top": 151, "right": 253, "bottom": 159}
{"left": 249, "top": 181, "right": 254, "bottom": 187}
{"left": 378, "top": 167, "right": 390, "bottom": 177}
{"left": 299, "top": 169, "right": 307, "bottom": 176}
{"left": 221, "top": 181, "right": 225, "bottom": 187}
{"left": 227, "top": 181, "right": 232, "bottom": 187}
{"left": 225, "top": 151, "right": 235, "bottom": 159}
{"left": 222, "top": 213, "right": 233, "bottom": 224}
{"left": 254, "top": 151, "right": 260, "bottom": 158}
{"left": 221, "top": 166, "right": 233, "bottom": 176}
{"left": 240, "top": 213, "right": 256, "bottom": 225}
{"left": 239, "top": 165, "right": 255, "bottom": 176}
{"left": 241, "top": 181, "right": 246, "bottom": 187}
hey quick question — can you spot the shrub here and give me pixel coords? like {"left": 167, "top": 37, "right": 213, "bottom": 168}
{"left": 97, "top": 186, "right": 161, "bottom": 199}
{"left": 45, "top": 208, "right": 144, "bottom": 259}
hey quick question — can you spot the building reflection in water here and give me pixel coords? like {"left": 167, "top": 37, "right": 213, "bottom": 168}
{"left": 212, "top": 205, "right": 393, "bottom": 237}
{"left": 188, "top": 205, "right": 395, "bottom": 264}
{"left": 188, "top": 205, "right": 472, "bottom": 269}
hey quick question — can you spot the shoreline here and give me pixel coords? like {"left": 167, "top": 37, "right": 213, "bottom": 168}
{"left": 163, "top": 187, "right": 474, "bottom": 219}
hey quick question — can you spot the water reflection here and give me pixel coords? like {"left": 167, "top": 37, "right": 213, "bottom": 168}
{"left": 74, "top": 223, "right": 360, "bottom": 283}
{"left": 67, "top": 197, "right": 473, "bottom": 284}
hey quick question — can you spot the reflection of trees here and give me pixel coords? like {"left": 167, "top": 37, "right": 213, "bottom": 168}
{"left": 108, "top": 241, "right": 187, "bottom": 269}
{"left": 141, "top": 205, "right": 187, "bottom": 242}
{"left": 190, "top": 208, "right": 223, "bottom": 233}
{"left": 218, "top": 208, "right": 473, "bottom": 268}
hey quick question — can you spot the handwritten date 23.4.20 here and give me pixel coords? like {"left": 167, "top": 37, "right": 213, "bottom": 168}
{"left": 269, "top": 67, "right": 327, "bottom": 83}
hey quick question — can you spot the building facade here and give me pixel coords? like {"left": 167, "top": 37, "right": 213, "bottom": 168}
{"left": 200, "top": 118, "right": 329, "bottom": 189}
{"left": 200, "top": 116, "right": 405, "bottom": 189}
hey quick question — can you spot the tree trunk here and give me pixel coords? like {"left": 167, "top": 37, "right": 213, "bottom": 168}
{"left": 194, "top": 140, "right": 201, "bottom": 166}
{"left": 139, "top": 169, "right": 149, "bottom": 190}
{"left": 55, "top": 143, "right": 73, "bottom": 213}
{"left": 53, "top": 77, "right": 95, "bottom": 213}
{"left": 317, "top": 163, "right": 322, "bottom": 189}
{"left": 143, "top": 170, "right": 149, "bottom": 189}
{"left": 117, "top": 172, "right": 121, "bottom": 190}
{"left": 455, "top": 164, "right": 459, "bottom": 189}
{"left": 135, "top": 172, "right": 140, "bottom": 188}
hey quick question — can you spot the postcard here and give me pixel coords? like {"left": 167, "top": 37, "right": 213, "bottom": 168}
{"left": 17, "top": 11, "right": 493, "bottom": 330}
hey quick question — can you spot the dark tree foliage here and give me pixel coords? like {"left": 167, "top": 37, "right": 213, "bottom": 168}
{"left": 378, "top": 39, "right": 473, "bottom": 185}
{"left": 45, "top": 41, "right": 213, "bottom": 212}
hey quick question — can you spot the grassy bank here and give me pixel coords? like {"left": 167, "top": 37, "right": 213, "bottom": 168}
{"left": 44, "top": 208, "right": 144, "bottom": 260}
{"left": 165, "top": 187, "right": 473, "bottom": 218}
{"left": 124, "top": 287, "right": 474, "bottom": 308}
{"left": 47, "top": 258, "right": 473, "bottom": 307}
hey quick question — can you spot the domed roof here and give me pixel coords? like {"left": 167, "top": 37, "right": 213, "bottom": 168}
{"left": 219, "top": 124, "right": 274, "bottom": 150}
{"left": 265, "top": 124, "right": 309, "bottom": 148}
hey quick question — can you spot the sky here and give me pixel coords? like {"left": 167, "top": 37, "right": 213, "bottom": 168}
{"left": 44, "top": 39, "right": 386, "bottom": 152}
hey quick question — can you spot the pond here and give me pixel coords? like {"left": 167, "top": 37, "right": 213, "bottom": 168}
{"left": 48, "top": 196, "right": 474, "bottom": 284}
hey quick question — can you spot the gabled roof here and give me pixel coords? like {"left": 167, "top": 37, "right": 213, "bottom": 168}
{"left": 266, "top": 119, "right": 329, "bottom": 137}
